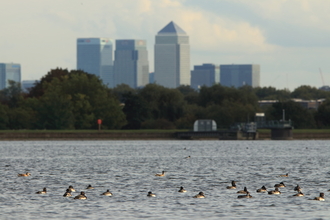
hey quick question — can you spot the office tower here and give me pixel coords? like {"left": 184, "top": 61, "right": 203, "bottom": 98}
{"left": 22, "top": 80, "right": 38, "bottom": 92}
{"left": 77, "top": 38, "right": 113, "bottom": 87}
{"left": 154, "top": 21, "right": 190, "bottom": 88}
{"left": 0, "top": 63, "right": 21, "bottom": 90}
{"left": 113, "top": 39, "right": 149, "bottom": 88}
{"left": 220, "top": 64, "right": 260, "bottom": 88}
{"left": 149, "top": 72, "right": 155, "bottom": 84}
{"left": 191, "top": 64, "right": 220, "bottom": 90}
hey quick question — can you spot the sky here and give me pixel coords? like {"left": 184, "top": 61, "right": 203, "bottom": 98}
{"left": 1, "top": 0, "right": 330, "bottom": 91}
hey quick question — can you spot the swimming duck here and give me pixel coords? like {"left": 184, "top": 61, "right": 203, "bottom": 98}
{"left": 86, "top": 184, "right": 94, "bottom": 189}
{"left": 268, "top": 187, "right": 281, "bottom": 195}
{"left": 274, "top": 182, "right": 286, "bottom": 188}
{"left": 294, "top": 184, "right": 301, "bottom": 191}
{"left": 178, "top": 186, "right": 187, "bottom": 193}
{"left": 256, "top": 185, "right": 267, "bottom": 193}
{"left": 313, "top": 193, "right": 325, "bottom": 201}
{"left": 279, "top": 173, "right": 289, "bottom": 177}
{"left": 101, "top": 189, "right": 113, "bottom": 196}
{"left": 18, "top": 172, "right": 31, "bottom": 177}
{"left": 74, "top": 191, "right": 87, "bottom": 200}
{"left": 36, "top": 187, "right": 47, "bottom": 194}
{"left": 193, "top": 192, "right": 205, "bottom": 198}
{"left": 226, "top": 181, "right": 237, "bottom": 189}
{"left": 237, "top": 187, "right": 248, "bottom": 194}
{"left": 293, "top": 190, "right": 304, "bottom": 197}
{"left": 147, "top": 191, "right": 156, "bottom": 197}
{"left": 63, "top": 189, "right": 72, "bottom": 197}
{"left": 68, "top": 185, "right": 76, "bottom": 192}
{"left": 185, "top": 156, "right": 191, "bottom": 159}
{"left": 155, "top": 171, "right": 165, "bottom": 177}
{"left": 237, "top": 192, "right": 252, "bottom": 198}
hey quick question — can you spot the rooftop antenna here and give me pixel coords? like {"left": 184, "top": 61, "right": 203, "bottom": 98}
{"left": 319, "top": 68, "right": 325, "bottom": 86}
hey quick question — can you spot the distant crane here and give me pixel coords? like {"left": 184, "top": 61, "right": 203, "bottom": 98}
{"left": 319, "top": 68, "right": 325, "bottom": 86}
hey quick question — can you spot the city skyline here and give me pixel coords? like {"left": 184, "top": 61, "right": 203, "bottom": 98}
{"left": 1, "top": 1, "right": 330, "bottom": 90}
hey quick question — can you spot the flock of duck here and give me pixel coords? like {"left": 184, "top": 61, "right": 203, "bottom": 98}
{"left": 18, "top": 171, "right": 327, "bottom": 201}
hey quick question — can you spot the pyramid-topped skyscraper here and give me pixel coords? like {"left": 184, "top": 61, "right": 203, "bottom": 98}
{"left": 154, "top": 21, "right": 190, "bottom": 88}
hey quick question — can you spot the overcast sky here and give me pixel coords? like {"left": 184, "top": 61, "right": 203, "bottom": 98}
{"left": 1, "top": 0, "right": 330, "bottom": 90}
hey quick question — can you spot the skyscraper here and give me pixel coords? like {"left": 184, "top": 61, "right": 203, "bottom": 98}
{"left": 154, "top": 21, "right": 190, "bottom": 88}
{"left": 191, "top": 64, "right": 220, "bottom": 90}
{"left": 0, "top": 63, "right": 21, "bottom": 90}
{"left": 77, "top": 38, "right": 113, "bottom": 87}
{"left": 220, "top": 64, "right": 260, "bottom": 88}
{"left": 113, "top": 39, "right": 149, "bottom": 88}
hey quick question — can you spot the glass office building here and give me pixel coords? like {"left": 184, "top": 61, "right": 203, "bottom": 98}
{"left": 77, "top": 38, "right": 113, "bottom": 87}
{"left": 113, "top": 39, "right": 149, "bottom": 88}
{"left": 154, "top": 21, "right": 190, "bottom": 88}
{"left": 220, "top": 64, "right": 260, "bottom": 88}
{"left": 0, "top": 63, "right": 21, "bottom": 90}
{"left": 191, "top": 64, "right": 220, "bottom": 90}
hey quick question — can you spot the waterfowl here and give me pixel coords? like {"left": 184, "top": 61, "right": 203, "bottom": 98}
{"left": 274, "top": 182, "right": 286, "bottom": 188}
{"left": 193, "top": 192, "right": 205, "bottom": 198}
{"left": 74, "top": 191, "right": 87, "bottom": 200}
{"left": 237, "top": 192, "right": 252, "bottom": 198}
{"left": 237, "top": 187, "right": 248, "bottom": 194}
{"left": 279, "top": 173, "right": 289, "bottom": 177}
{"left": 313, "top": 193, "right": 325, "bottom": 201}
{"left": 294, "top": 185, "right": 301, "bottom": 191}
{"left": 68, "top": 185, "right": 76, "bottom": 192}
{"left": 101, "top": 189, "right": 113, "bottom": 196}
{"left": 268, "top": 187, "right": 281, "bottom": 195}
{"left": 226, "top": 181, "right": 237, "bottom": 189}
{"left": 18, "top": 172, "right": 31, "bottom": 177}
{"left": 147, "top": 191, "right": 156, "bottom": 197}
{"left": 293, "top": 190, "right": 304, "bottom": 197}
{"left": 185, "top": 156, "right": 191, "bottom": 159}
{"left": 155, "top": 171, "right": 165, "bottom": 177}
{"left": 178, "top": 186, "right": 187, "bottom": 193}
{"left": 86, "top": 184, "right": 94, "bottom": 189}
{"left": 36, "top": 187, "right": 47, "bottom": 194}
{"left": 256, "top": 185, "right": 267, "bottom": 193}
{"left": 63, "top": 189, "right": 72, "bottom": 197}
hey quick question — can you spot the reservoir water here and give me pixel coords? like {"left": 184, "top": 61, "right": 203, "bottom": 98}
{"left": 1, "top": 140, "right": 330, "bottom": 219}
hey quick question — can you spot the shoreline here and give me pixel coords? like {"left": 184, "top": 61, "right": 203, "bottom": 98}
{"left": 0, "top": 131, "right": 330, "bottom": 140}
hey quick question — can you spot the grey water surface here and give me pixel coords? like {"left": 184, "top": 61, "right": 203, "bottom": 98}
{"left": 0, "top": 140, "right": 330, "bottom": 219}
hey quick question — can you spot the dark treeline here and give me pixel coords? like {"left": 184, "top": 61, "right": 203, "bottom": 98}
{"left": 1, "top": 68, "right": 330, "bottom": 130}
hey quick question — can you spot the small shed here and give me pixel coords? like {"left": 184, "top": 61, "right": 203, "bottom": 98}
{"left": 193, "top": 120, "right": 217, "bottom": 132}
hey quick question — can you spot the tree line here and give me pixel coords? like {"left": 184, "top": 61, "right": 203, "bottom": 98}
{"left": 1, "top": 68, "right": 330, "bottom": 130}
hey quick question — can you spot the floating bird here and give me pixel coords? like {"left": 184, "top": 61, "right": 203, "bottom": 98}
{"left": 155, "top": 171, "right": 166, "bottom": 177}
{"left": 68, "top": 185, "right": 76, "bottom": 192}
{"left": 193, "top": 192, "right": 205, "bottom": 198}
{"left": 293, "top": 190, "right": 304, "bottom": 197}
{"left": 313, "top": 193, "right": 325, "bottom": 201}
{"left": 237, "top": 187, "right": 248, "bottom": 194}
{"left": 147, "top": 191, "right": 156, "bottom": 197}
{"left": 36, "top": 187, "right": 47, "bottom": 194}
{"left": 294, "top": 184, "right": 301, "bottom": 191}
{"left": 237, "top": 192, "right": 252, "bottom": 198}
{"left": 18, "top": 172, "right": 31, "bottom": 177}
{"left": 74, "top": 191, "right": 87, "bottom": 200}
{"left": 178, "top": 186, "right": 187, "bottom": 193}
{"left": 226, "top": 181, "right": 237, "bottom": 189}
{"left": 256, "top": 185, "right": 267, "bottom": 193}
{"left": 101, "top": 189, "right": 113, "bottom": 196}
{"left": 268, "top": 187, "right": 281, "bottom": 195}
{"left": 279, "top": 173, "right": 289, "bottom": 177}
{"left": 63, "top": 189, "right": 72, "bottom": 197}
{"left": 86, "top": 184, "right": 94, "bottom": 189}
{"left": 274, "top": 182, "right": 286, "bottom": 187}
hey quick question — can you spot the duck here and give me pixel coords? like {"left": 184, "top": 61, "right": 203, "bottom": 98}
{"left": 313, "top": 193, "right": 325, "bottom": 201}
{"left": 256, "top": 185, "right": 267, "bottom": 193}
{"left": 279, "top": 173, "right": 289, "bottom": 177}
{"left": 63, "top": 189, "right": 72, "bottom": 197}
{"left": 147, "top": 191, "right": 156, "bottom": 197}
{"left": 18, "top": 172, "right": 31, "bottom": 177}
{"left": 101, "top": 189, "right": 113, "bottom": 196}
{"left": 293, "top": 190, "right": 304, "bottom": 197}
{"left": 68, "top": 185, "right": 76, "bottom": 192}
{"left": 193, "top": 192, "right": 205, "bottom": 198}
{"left": 237, "top": 187, "right": 248, "bottom": 194}
{"left": 178, "top": 186, "right": 187, "bottom": 193}
{"left": 237, "top": 192, "right": 252, "bottom": 198}
{"left": 36, "top": 187, "right": 47, "bottom": 194}
{"left": 274, "top": 182, "right": 286, "bottom": 188}
{"left": 294, "top": 184, "right": 301, "bottom": 191}
{"left": 74, "top": 191, "right": 87, "bottom": 200}
{"left": 155, "top": 171, "right": 165, "bottom": 177}
{"left": 86, "top": 184, "right": 94, "bottom": 189}
{"left": 226, "top": 181, "right": 237, "bottom": 189}
{"left": 268, "top": 187, "right": 281, "bottom": 195}
{"left": 185, "top": 156, "right": 191, "bottom": 159}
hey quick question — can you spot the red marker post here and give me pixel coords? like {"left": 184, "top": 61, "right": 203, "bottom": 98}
{"left": 97, "top": 119, "right": 102, "bottom": 131}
